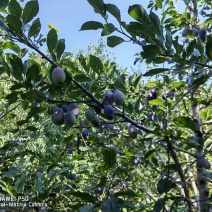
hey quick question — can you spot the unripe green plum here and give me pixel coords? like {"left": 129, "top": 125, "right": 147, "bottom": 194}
{"left": 65, "top": 110, "right": 76, "bottom": 127}
{"left": 128, "top": 124, "right": 138, "bottom": 139}
{"left": 85, "top": 108, "right": 96, "bottom": 122}
{"left": 52, "top": 108, "right": 64, "bottom": 125}
{"left": 52, "top": 67, "right": 66, "bottom": 85}
{"left": 104, "top": 105, "right": 114, "bottom": 120}
{"left": 114, "top": 89, "right": 125, "bottom": 106}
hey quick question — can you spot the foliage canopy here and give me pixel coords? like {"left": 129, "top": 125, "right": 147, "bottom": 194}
{"left": 0, "top": 0, "right": 212, "bottom": 211}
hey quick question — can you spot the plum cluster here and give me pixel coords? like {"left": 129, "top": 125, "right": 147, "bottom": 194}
{"left": 145, "top": 90, "right": 174, "bottom": 101}
{"left": 182, "top": 24, "right": 207, "bottom": 42}
{"left": 52, "top": 103, "right": 79, "bottom": 126}
{"left": 50, "top": 66, "right": 139, "bottom": 139}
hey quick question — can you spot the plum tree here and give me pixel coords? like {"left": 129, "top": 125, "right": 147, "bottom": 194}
{"left": 52, "top": 67, "right": 66, "bottom": 85}
{"left": 0, "top": 0, "right": 212, "bottom": 211}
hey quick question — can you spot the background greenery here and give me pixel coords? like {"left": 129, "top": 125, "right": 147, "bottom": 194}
{"left": 0, "top": 0, "right": 212, "bottom": 211}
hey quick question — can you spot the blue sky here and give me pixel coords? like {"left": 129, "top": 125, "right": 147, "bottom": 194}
{"left": 37, "top": 0, "right": 150, "bottom": 70}
{"left": 37, "top": 1, "right": 188, "bottom": 72}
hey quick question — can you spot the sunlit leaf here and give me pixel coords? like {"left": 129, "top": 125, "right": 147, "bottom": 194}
{"left": 107, "top": 36, "right": 125, "bottom": 47}
{"left": 173, "top": 116, "right": 196, "bottom": 132}
{"left": 80, "top": 21, "right": 103, "bottom": 30}
{"left": 47, "top": 28, "right": 58, "bottom": 53}
{"left": 22, "top": 0, "right": 39, "bottom": 24}
{"left": 106, "top": 4, "right": 121, "bottom": 22}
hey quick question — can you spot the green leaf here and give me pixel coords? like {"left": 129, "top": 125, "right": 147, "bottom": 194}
{"left": 9, "top": 0, "right": 22, "bottom": 19}
{"left": 173, "top": 36, "right": 183, "bottom": 54}
{"left": 2, "top": 41, "right": 21, "bottom": 54}
{"left": 192, "top": 75, "right": 209, "bottom": 86}
{"left": 22, "top": 0, "right": 39, "bottom": 24}
{"left": 70, "top": 192, "right": 95, "bottom": 204}
{"left": 89, "top": 55, "right": 103, "bottom": 74}
{"left": 195, "top": 38, "right": 204, "bottom": 56}
{"left": 101, "top": 23, "right": 115, "bottom": 36}
{"left": 153, "top": 197, "right": 167, "bottom": 212}
{"left": 74, "top": 74, "right": 91, "bottom": 82}
{"left": 149, "top": 12, "right": 161, "bottom": 36}
{"left": 25, "top": 126, "right": 38, "bottom": 131}
{"left": 0, "top": 19, "right": 9, "bottom": 31}
{"left": 6, "top": 14, "right": 22, "bottom": 33}
{"left": 1, "top": 57, "right": 11, "bottom": 77}
{"left": 47, "top": 28, "right": 58, "bottom": 53}
{"left": 26, "top": 64, "right": 42, "bottom": 82}
{"left": 143, "top": 68, "right": 169, "bottom": 77}
{"left": 34, "top": 179, "right": 43, "bottom": 192}
{"left": 17, "top": 120, "right": 28, "bottom": 126}
{"left": 15, "top": 178, "right": 24, "bottom": 192}
{"left": 28, "top": 18, "right": 41, "bottom": 37}
{"left": 128, "top": 4, "right": 150, "bottom": 24}
{"left": 78, "top": 54, "right": 88, "bottom": 71}
{"left": 102, "top": 147, "right": 117, "bottom": 168}
{"left": 173, "top": 116, "right": 196, "bottom": 132}
{"left": 106, "top": 4, "right": 121, "bottom": 22}
{"left": 107, "top": 36, "right": 125, "bottom": 47}
{"left": 165, "top": 26, "right": 172, "bottom": 51}
{"left": 56, "top": 39, "right": 65, "bottom": 59}
{"left": 144, "top": 149, "right": 157, "bottom": 159}
{"left": 87, "top": 0, "right": 106, "bottom": 17}
{"left": 80, "top": 21, "right": 103, "bottom": 30}
{"left": 142, "top": 45, "right": 162, "bottom": 57}
{"left": 0, "top": 0, "right": 9, "bottom": 11}
{"left": 206, "top": 37, "right": 212, "bottom": 60}
{"left": 102, "top": 198, "right": 124, "bottom": 212}
{"left": 204, "top": 172, "right": 212, "bottom": 179}
{"left": 114, "top": 190, "right": 140, "bottom": 197}
{"left": 186, "top": 39, "right": 196, "bottom": 57}
{"left": 157, "top": 178, "right": 172, "bottom": 195}
{"left": 170, "top": 81, "right": 185, "bottom": 90}
{"left": 134, "top": 74, "right": 142, "bottom": 88}
{"left": 156, "top": 0, "right": 163, "bottom": 8}
{"left": 9, "top": 55, "right": 23, "bottom": 81}
{"left": 149, "top": 99, "right": 164, "bottom": 106}
{"left": 79, "top": 205, "right": 94, "bottom": 212}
